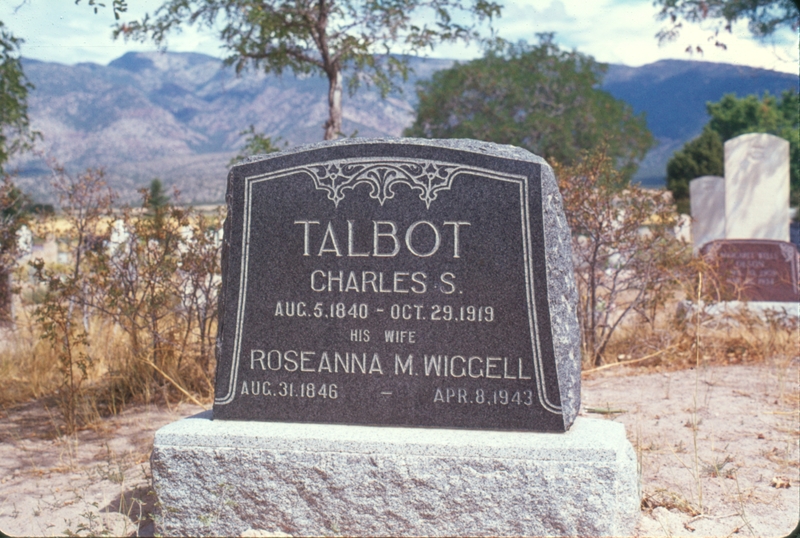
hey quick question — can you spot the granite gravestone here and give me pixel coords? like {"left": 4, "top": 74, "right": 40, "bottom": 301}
{"left": 152, "top": 140, "right": 638, "bottom": 537}
{"left": 701, "top": 239, "right": 800, "bottom": 302}
{"left": 213, "top": 139, "right": 581, "bottom": 432}
{"left": 724, "top": 133, "right": 790, "bottom": 242}
{"left": 690, "top": 175, "right": 725, "bottom": 251}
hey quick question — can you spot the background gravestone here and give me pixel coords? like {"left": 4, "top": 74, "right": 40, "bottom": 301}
{"left": 213, "top": 138, "right": 581, "bottom": 432}
{"left": 690, "top": 175, "right": 725, "bottom": 251}
{"left": 701, "top": 239, "right": 800, "bottom": 302}
{"left": 724, "top": 133, "right": 790, "bottom": 242}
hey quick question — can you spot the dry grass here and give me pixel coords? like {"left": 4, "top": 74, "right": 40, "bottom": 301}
{"left": 0, "top": 311, "right": 59, "bottom": 404}
{"left": 1, "top": 177, "right": 222, "bottom": 433}
{"left": 642, "top": 488, "right": 701, "bottom": 516}
{"left": 0, "top": 300, "right": 215, "bottom": 431}
{"left": 593, "top": 296, "right": 798, "bottom": 375}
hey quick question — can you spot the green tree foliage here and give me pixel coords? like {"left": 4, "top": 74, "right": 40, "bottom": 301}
{"left": 707, "top": 90, "right": 799, "bottom": 141}
{"left": 229, "top": 124, "right": 284, "bottom": 165}
{"left": 114, "top": 0, "right": 500, "bottom": 141}
{"left": 404, "top": 36, "right": 654, "bottom": 181}
{"left": 667, "top": 90, "right": 800, "bottom": 211}
{"left": 0, "top": 178, "right": 31, "bottom": 322}
{"left": 144, "top": 178, "right": 173, "bottom": 233}
{"left": 0, "top": 21, "right": 38, "bottom": 172}
{"left": 666, "top": 127, "right": 724, "bottom": 214}
{"left": 145, "top": 179, "right": 171, "bottom": 214}
{"left": 655, "top": 0, "right": 799, "bottom": 50}
{"left": 75, "top": 0, "right": 130, "bottom": 19}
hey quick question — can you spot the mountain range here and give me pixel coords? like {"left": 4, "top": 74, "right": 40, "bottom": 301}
{"left": 9, "top": 51, "right": 798, "bottom": 204}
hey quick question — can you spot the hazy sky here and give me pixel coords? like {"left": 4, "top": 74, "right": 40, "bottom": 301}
{"left": 2, "top": 0, "right": 798, "bottom": 74}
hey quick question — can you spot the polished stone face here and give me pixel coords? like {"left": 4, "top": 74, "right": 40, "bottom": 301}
{"left": 213, "top": 139, "right": 581, "bottom": 431}
{"left": 701, "top": 239, "right": 800, "bottom": 302}
{"left": 724, "top": 133, "right": 790, "bottom": 242}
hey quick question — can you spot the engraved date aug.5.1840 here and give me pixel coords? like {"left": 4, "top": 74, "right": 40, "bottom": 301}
{"left": 273, "top": 301, "right": 495, "bottom": 322}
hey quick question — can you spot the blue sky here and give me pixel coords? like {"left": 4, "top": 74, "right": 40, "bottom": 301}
{"left": 2, "top": 0, "right": 798, "bottom": 73}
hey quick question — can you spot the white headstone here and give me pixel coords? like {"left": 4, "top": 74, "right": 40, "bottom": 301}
{"left": 674, "top": 213, "right": 692, "bottom": 244}
{"left": 15, "top": 225, "right": 32, "bottom": 257}
{"left": 690, "top": 175, "right": 725, "bottom": 251}
{"left": 108, "top": 219, "right": 130, "bottom": 254}
{"left": 724, "top": 133, "right": 790, "bottom": 241}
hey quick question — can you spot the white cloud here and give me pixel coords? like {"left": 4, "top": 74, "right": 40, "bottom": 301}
{"left": 1, "top": 0, "right": 797, "bottom": 73}
{"left": 479, "top": 0, "right": 799, "bottom": 73}
{"left": 0, "top": 0, "right": 223, "bottom": 65}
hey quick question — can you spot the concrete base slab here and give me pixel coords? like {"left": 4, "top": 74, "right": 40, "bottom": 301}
{"left": 677, "top": 300, "right": 799, "bottom": 328}
{"left": 151, "top": 415, "right": 640, "bottom": 537}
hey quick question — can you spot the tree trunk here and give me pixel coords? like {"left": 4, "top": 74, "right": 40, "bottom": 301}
{"left": 324, "top": 68, "right": 343, "bottom": 140}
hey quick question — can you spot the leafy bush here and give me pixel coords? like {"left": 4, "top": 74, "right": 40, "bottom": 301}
{"left": 24, "top": 168, "right": 223, "bottom": 431}
{"left": 555, "top": 148, "right": 691, "bottom": 366}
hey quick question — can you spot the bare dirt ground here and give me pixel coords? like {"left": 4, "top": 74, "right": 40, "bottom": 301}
{"left": 0, "top": 400, "right": 205, "bottom": 537}
{"left": 585, "top": 359, "right": 799, "bottom": 537}
{"left": 0, "top": 359, "right": 798, "bottom": 537}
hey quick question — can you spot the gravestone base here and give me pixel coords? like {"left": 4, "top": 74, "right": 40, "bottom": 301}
{"left": 677, "top": 300, "right": 800, "bottom": 328}
{"left": 151, "top": 413, "right": 639, "bottom": 537}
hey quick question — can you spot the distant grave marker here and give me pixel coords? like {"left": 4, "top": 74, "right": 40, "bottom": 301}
{"left": 724, "top": 133, "right": 790, "bottom": 242}
{"left": 701, "top": 239, "right": 800, "bottom": 302}
{"left": 213, "top": 139, "right": 581, "bottom": 432}
{"left": 690, "top": 175, "right": 725, "bottom": 252}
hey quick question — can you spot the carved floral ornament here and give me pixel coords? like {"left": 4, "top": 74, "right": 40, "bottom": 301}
{"left": 245, "top": 157, "right": 531, "bottom": 209}
{"left": 299, "top": 159, "right": 471, "bottom": 209}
